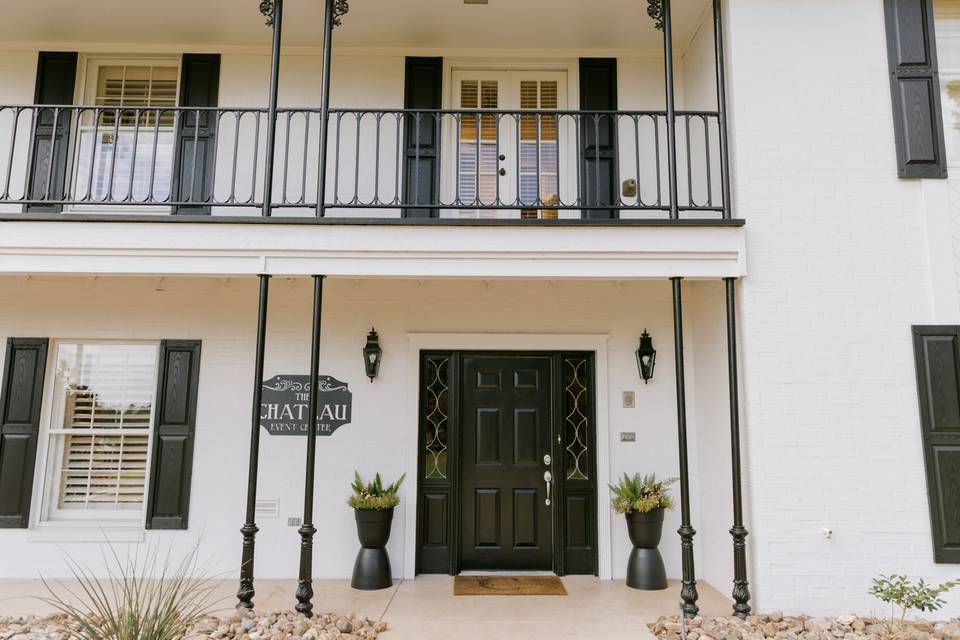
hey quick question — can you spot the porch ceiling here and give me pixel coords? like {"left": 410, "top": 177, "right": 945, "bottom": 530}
{"left": 2, "top": 0, "right": 711, "bottom": 51}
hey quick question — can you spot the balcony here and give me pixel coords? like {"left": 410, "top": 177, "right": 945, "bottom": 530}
{"left": 0, "top": 0, "right": 746, "bottom": 279}
{"left": 0, "top": 105, "right": 727, "bottom": 220}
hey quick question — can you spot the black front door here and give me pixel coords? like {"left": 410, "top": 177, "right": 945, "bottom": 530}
{"left": 459, "top": 355, "right": 553, "bottom": 571}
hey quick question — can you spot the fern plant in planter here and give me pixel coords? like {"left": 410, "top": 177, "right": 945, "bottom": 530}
{"left": 610, "top": 473, "right": 677, "bottom": 591}
{"left": 348, "top": 471, "right": 405, "bottom": 591}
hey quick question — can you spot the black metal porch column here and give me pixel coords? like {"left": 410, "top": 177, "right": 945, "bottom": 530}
{"left": 296, "top": 275, "right": 325, "bottom": 617}
{"left": 261, "top": 0, "right": 284, "bottom": 217}
{"left": 725, "top": 277, "right": 752, "bottom": 618}
{"left": 671, "top": 277, "right": 699, "bottom": 617}
{"left": 653, "top": 0, "right": 681, "bottom": 220}
{"left": 237, "top": 274, "right": 271, "bottom": 609}
{"left": 713, "top": 0, "right": 733, "bottom": 220}
{"left": 316, "top": 0, "right": 335, "bottom": 218}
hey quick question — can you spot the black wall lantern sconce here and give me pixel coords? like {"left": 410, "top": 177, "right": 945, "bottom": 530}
{"left": 363, "top": 329, "right": 382, "bottom": 382}
{"left": 636, "top": 330, "right": 657, "bottom": 384}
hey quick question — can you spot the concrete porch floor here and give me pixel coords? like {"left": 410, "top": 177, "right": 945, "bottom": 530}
{"left": 0, "top": 576, "right": 732, "bottom": 640}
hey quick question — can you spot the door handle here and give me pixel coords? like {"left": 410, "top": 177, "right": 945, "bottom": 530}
{"left": 544, "top": 470, "right": 553, "bottom": 506}
{"left": 499, "top": 168, "right": 507, "bottom": 176}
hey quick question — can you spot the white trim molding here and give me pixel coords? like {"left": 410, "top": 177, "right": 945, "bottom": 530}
{"left": 0, "top": 222, "right": 747, "bottom": 280}
{"left": 401, "top": 332, "right": 613, "bottom": 581}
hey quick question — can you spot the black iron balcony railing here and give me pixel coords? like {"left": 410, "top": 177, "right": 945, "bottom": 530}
{"left": 0, "top": 105, "right": 728, "bottom": 220}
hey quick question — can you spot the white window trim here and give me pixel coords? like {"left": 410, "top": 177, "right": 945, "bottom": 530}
{"left": 65, "top": 54, "right": 182, "bottom": 215}
{"left": 31, "top": 339, "right": 161, "bottom": 531}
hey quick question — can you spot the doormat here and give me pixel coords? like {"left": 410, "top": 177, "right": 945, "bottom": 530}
{"left": 454, "top": 575, "right": 567, "bottom": 596}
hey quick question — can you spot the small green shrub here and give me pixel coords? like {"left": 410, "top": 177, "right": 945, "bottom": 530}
{"left": 349, "top": 471, "right": 406, "bottom": 510}
{"left": 41, "top": 541, "right": 222, "bottom": 640}
{"left": 609, "top": 472, "right": 677, "bottom": 514}
{"left": 869, "top": 574, "right": 959, "bottom": 624}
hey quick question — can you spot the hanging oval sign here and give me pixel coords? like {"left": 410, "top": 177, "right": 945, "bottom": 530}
{"left": 260, "top": 375, "right": 353, "bottom": 436}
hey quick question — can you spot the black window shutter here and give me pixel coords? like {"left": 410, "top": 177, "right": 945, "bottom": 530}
{"left": 579, "top": 58, "right": 619, "bottom": 219}
{"left": 146, "top": 340, "right": 201, "bottom": 530}
{"left": 884, "top": 0, "right": 948, "bottom": 179}
{"left": 402, "top": 57, "right": 443, "bottom": 219}
{"left": 0, "top": 338, "right": 48, "bottom": 528}
{"left": 912, "top": 326, "right": 960, "bottom": 563}
{"left": 172, "top": 54, "right": 220, "bottom": 215}
{"left": 26, "top": 52, "right": 77, "bottom": 213}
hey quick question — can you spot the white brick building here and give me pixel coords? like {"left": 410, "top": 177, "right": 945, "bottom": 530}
{"left": 0, "top": 0, "right": 957, "bottom": 619}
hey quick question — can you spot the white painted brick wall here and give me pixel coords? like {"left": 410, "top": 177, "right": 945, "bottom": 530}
{"left": 728, "top": 0, "right": 960, "bottom": 616}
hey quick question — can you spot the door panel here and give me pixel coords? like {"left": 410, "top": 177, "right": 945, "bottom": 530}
{"left": 451, "top": 71, "right": 509, "bottom": 218}
{"left": 511, "top": 71, "right": 568, "bottom": 220}
{"left": 460, "top": 355, "right": 553, "bottom": 571}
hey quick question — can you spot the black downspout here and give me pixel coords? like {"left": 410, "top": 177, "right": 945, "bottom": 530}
{"left": 725, "top": 277, "right": 752, "bottom": 618}
{"left": 237, "top": 274, "right": 271, "bottom": 609}
{"left": 662, "top": 0, "right": 680, "bottom": 220}
{"left": 672, "top": 277, "right": 699, "bottom": 618}
{"left": 296, "top": 275, "right": 325, "bottom": 617}
{"left": 316, "top": 0, "right": 335, "bottom": 217}
{"left": 262, "top": 0, "right": 284, "bottom": 217}
{"left": 713, "top": 0, "right": 733, "bottom": 220}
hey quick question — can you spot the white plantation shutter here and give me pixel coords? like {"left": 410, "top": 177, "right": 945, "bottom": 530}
{"left": 458, "top": 79, "right": 500, "bottom": 218}
{"left": 44, "top": 343, "right": 158, "bottom": 520}
{"left": 74, "top": 61, "right": 179, "bottom": 203}
{"left": 96, "top": 65, "right": 178, "bottom": 127}
{"left": 936, "top": 1, "right": 960, "bottom": 174}
{"left": 519, "top": 80, "right": 559, "bottom": 219}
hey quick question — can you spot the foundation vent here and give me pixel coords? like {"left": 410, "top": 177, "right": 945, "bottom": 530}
{"left": 255, "top": 499, "right": 280, "bottom": 518}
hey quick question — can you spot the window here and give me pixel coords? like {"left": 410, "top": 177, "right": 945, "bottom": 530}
{"left": 457, "top": 78, "right": 500, "bottom": 218}
{"left": 72, "top": 59, "right": 179, "bottom": 203}
{"left": 519, "top": 80, "right": 560, "bottom": 220}
{"left": 936, "top": 1, "right": 960, "bottom": 175}
{"left": 39, "top": 342, "right": 159, "bottom": 525}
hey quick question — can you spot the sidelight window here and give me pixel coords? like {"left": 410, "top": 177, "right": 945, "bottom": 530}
{"left": 563, "top": 356, "right": 590, "bottom": 481}
{"left": 423, "top": 356, "right": 450, "bottom": 479}
{"left": 39, "top": 341, "right": 159, "bottom": 524}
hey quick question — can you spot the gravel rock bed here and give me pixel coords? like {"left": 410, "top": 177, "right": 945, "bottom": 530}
{"left": 0, "top": 609, "right": 388, "bottom": 640}
{"left": 650, "top": 613, "right": 960, "bottom": 640}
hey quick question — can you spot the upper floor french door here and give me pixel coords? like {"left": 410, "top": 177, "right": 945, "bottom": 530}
{"left": 447, "top": 69, "right": 570, "bottom": 219}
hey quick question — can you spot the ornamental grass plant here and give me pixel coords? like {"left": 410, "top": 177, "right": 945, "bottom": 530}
{"left": 609, "top": 472, "right": 677, "bottom": 514}
{"left": 41, "top": 540, "right": 223, "bottom": 640}
{"left": 348, "top": 471, "right": 406, "bottom": 510}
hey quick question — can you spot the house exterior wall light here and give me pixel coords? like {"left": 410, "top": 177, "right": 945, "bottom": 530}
{"left": 636, "top": 330, "right": 657, "bottom": 384}
{"left": 364, "top": 329, "right": 382, "bottom": 382}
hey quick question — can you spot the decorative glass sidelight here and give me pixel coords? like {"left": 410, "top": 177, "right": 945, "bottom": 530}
{"left": 563, "top": 357, "right": 590, "bottom": 481}
{"left": 424, "top": 356, "right": 450, "bottom": 479}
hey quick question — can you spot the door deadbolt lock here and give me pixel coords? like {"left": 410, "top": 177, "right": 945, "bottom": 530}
{"left": 543, "top": 454, "right": 551, "bottom": 465}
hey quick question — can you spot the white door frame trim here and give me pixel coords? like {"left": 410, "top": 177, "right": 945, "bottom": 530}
{"left": 401, "top": 332, "right": 613, "bottom": 581}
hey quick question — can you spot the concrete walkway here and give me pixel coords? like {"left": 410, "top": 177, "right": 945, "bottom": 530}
{"left": 0, "top": 576, "right": 732, "bottom": 640}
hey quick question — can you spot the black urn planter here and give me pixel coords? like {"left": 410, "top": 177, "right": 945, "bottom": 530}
{"left": 351, "top": 507, "right": 394, "bottom": 590}
{"left": 625, "top": 508, "right": 668, "bottom": 590}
